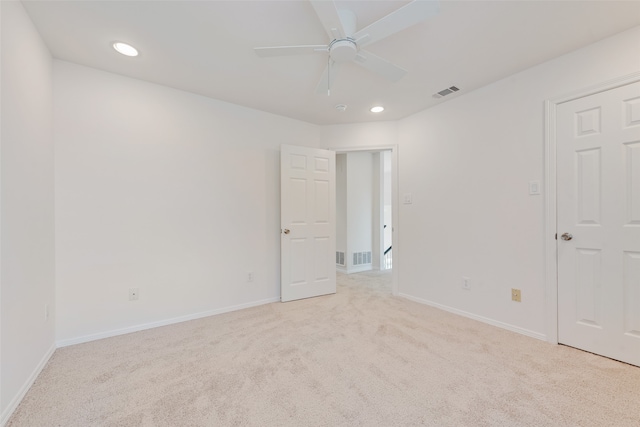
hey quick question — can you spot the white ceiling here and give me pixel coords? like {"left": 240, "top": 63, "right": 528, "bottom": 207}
{"left": 22, "top": 0, "right": 640, "bottom": 125}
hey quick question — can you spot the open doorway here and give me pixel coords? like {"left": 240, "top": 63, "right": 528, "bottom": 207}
{"left": 335, "top": 150, "right": 392, "bottom": 278}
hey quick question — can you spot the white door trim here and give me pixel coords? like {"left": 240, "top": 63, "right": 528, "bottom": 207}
{"left": 327, "top": 145, "right": 399, "bottom": 296}
{"left": 544, "top": 71, "right": 640, "bottom": 344}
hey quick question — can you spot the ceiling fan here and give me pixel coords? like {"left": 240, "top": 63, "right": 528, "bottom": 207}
{"left": 254, "top": 0, "right": 440, "bottom": 95}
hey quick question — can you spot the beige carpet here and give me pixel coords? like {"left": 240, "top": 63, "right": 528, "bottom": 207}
{"left": 8, "top": 270, "right": 640, "bottom": 426}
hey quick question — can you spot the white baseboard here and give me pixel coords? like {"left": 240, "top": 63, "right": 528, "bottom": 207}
{"left": 56, "top": 297, "right": 280, "bottom": 348}
{"left": 1, "top": 343, "right": 56, "bottom": 427}
{"left": 398, "top": 293, "right": 547, "bottom": 341}
{"left": 346, "top": 265, "right": 372, "bottom": 274}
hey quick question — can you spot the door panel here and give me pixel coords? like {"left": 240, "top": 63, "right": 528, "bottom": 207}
{"left": 625, "top": 142, "right": 640, "bottom": 224}
{"left": 574, "top": 248, "right": 602, "bottom": 328}
{"left": 557, "top": 81, "right": 640, "bottom": 367}
{"left": 623, "top": 251, "right": 640, "bottom": 337}
{"left": 576, "top": 148, "right": 601, "bottom": 225}
{"left": 281, "top": 145, "right": 336, "bottom": 302}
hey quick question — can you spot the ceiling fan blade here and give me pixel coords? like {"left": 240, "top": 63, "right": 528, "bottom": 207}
{"left": 354, "top": 0, "right": 440, "bottom": 48}
{"left": 315, "top": 62, "right": 340, "bottom": 96}
{"left": 309, "top": 0, "right": 346, "bottom": 40}
{"left": 254, "top": 45, "right": 328, "bottom": 57}
{"left": 353, "top": 50, "right": 407, "bottom": 82}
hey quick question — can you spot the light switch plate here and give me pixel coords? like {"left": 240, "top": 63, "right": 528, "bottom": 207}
{"left": 529, "top": 180, "right": 541, "bottom": 195}
{"left": 403, "top": 193, "right": 413, "bottom": 204}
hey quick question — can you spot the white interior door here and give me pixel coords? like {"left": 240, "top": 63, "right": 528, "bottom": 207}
{"left": 281, "top": 144, "right": 336, "bottom": 302}
{"left": 557, "top": 80, "right": 640, "bottom": 366}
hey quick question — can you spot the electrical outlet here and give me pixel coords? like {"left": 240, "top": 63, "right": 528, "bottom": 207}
{"left": 511, "top": 288, "right": 521, "bottom": 302}
{"left": 129, "top": 287, "right": 139, "bottom": 301}
{"left": 247, "top": 272, "right": 254, "bottom": 282}
{"left": 461, "top": 276, "right": 471, "bottom": 290}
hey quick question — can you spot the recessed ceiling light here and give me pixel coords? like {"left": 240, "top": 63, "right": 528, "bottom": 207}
{"left": 113, "top": 42, "right": 139, "bottom": 57}
{"left": 370, "top": 106, "right": 384, "bottom": 113}
{"left": 335, "top": 104, "right": 347, "bottom": 112}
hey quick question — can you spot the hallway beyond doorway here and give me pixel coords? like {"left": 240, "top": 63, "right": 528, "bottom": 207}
{"left": 337, "top": 269, "right": 392, "bottom": 294}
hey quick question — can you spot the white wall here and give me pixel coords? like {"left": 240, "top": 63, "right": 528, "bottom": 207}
{"left": 346, "top": 152, "right": 373, "bottom": 273}
{"left": 54, "top": 61, "right": 320, "bottom": 345}
{"left": 336, "top": 154, "right": 347, "bottom": 270}
{"left": 0, "top": 1, "right": 56, "bottom": 423}
{"left": 321, "top": 26, "right": 640, "bottom": 339}
{"left": 321, "top": 121, "right": 398, "bottom": 150}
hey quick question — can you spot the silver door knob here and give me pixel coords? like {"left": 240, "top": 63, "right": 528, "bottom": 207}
{"left": 283, "top": 229, "right": 290, "bottom": 235}
{"left": 561, "top": 232, "right": 573, "bottom": 241}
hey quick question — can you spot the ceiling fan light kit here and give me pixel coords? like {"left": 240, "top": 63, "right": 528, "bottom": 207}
{"left": 328, "top": 38, "right": 357, "bottom": 63}
{"left": 254, "top": 0, "right": 440, "bottom": 95}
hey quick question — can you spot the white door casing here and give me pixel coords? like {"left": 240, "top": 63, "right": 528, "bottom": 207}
{"left": 331, "top": 145, "right": 400, "bottom": 295}
{"left": 556, "top": 81, "right": 640, "bottom": 366}
{"left": 281, "top": 145, "right": 336, "bottom": 302}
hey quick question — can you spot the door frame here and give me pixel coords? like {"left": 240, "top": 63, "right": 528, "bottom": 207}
{"left": 544, "top": 71, "right": 640, "bottom": 344}
{"left": 328, "top": 144, "right": 399, "bottom": 296}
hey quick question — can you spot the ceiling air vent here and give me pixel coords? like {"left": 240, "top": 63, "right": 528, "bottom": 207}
{"left": 432, "top": 86, "right": 460, "bottom": 99}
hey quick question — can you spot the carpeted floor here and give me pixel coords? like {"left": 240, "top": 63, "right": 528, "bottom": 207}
{"left": 7, "top": 270, "right": 640, "bottom": 426}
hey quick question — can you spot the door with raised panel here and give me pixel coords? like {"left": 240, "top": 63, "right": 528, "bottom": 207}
{"left": 280, "top": 145, "right": 336, "bottom": 302}
{"left": 557, "top": 81, "right": 640, "bottom": 366}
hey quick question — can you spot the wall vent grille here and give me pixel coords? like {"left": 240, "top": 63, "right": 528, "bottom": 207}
{"left": 432, "top": 85, "right": 460, "bottom": 99}
{"left": 352, "top": 251, "right": 372, "bottom": 266}
{"left": 336, "top": 251, "right": 345, "bottom": 266}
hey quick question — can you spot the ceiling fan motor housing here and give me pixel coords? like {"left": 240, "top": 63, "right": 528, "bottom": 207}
{"left": 328, "top": 9, "right": 358, "bottom": 63}
{"left": 329, "top": 38, "right": 357, "bottom": 62}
